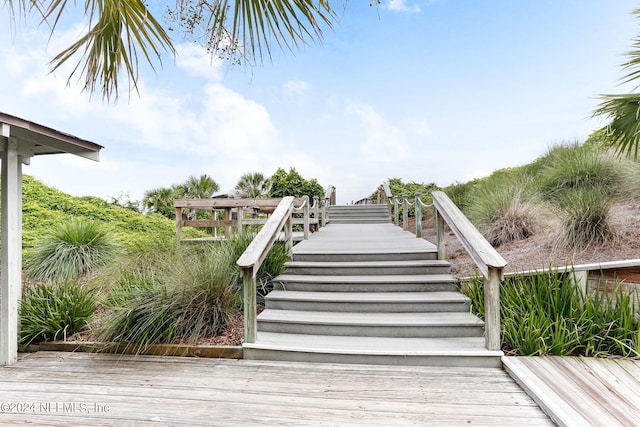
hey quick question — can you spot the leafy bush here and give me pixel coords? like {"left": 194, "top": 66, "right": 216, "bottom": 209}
{"left": 464, "top": 270, "right": 640, "bottom": 357}
{"left": 25, "top": 219, "right": 120, "bottom": 281}
{"left": 20, "top": 281, "right": 97, "bottom": 344}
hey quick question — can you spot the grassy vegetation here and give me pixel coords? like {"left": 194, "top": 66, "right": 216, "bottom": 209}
{"left": 25, "top": 219, "right": 120, "bottom": 282}
{"left": 464, "top": 271, "right": 640, "bottom": 357}
{"left": 439, "top": 140, "right": 640, "bottom": 249}
{"left": 20, "top": 281, "right": 97, "bottom": 344}
{"left": 22, "top": 175, "right": 206, "bottom": 258}
{"left": 19, "top": 176, "right": 289, "bottom": 348}
{"left": 95, "top": 232, "right": 288, "bottom": 352}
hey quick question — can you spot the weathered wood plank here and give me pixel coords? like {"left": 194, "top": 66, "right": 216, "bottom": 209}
{"left": 0, "top": 352, "right": 552, "bottom": 425}
{"left": 504, "top": 356, "right": 640, "bottom": 427}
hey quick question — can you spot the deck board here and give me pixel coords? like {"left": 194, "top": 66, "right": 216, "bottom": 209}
{"left": 0, "top": 352, "right": 552, "bottom": 425}
{"left": 503, "top": 356, "right": 640, "bottom": 427}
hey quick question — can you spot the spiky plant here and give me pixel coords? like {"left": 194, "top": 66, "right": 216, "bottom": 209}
{"left": 25, "top": 219, "right": 120, "bottom": 282}
{"left": 20, "top": 281, "right": 97, "bottom": 344}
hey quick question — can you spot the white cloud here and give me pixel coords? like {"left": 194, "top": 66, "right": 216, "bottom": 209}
{"left": 175, "top": 43, "right": 223, "bottom": 81}
{"left": 347, "top": 102, "right": 410, "bottom": 162}
{"left": 385, "top": 0, "right": 421, "bottom": 13}
{"left": 283, "top": 79, "right": 310, "bottom": 96}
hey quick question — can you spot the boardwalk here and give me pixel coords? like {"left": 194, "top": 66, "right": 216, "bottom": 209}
{"left": 504, "top": 356, "right": 640, "bottom": 427}
{"left": 0, "top": 351, "right": 551, "bottom": 426}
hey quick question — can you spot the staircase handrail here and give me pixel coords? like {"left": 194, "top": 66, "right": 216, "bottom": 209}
{"left": 237, "top": 196, "right": 295, "bottom": 344}
{"left": 431, "top": 191, "right": 506, "bottom": 350}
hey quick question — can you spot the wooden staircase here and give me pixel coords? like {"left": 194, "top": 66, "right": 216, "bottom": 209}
{"left": 243, "top": 204, "right": 503, "bottom": 367}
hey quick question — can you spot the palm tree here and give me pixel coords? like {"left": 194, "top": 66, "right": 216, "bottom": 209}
{"left": 7, "top": 1, "right": 337, "bottom": 100}
{"left": 593, "top": 9, "right": 640, "bottom": 160}
{"left": 235, "top": 172, "right": 269, "bottom": 198}
{"left": 143, "top": 187, "right": 176, "bottom": 218}
{"left": 181, "top": 174, "right": 219, "bottom": 199}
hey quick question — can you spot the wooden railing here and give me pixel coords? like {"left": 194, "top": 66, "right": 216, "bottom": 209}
{"left": 379, "top": 185, "right": 506, "bottom": 351}
{"left": 234, "top": 185, "right": 336, "bottom": 344}
{"left": 174, "top": 197, "right": 321, "bottom": 241}
{"left": 237, "top": 197, "right": 295, "bottom": 343}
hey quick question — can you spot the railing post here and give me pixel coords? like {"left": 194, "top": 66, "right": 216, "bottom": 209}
{"left": 236, "top": 207, "right": 243, "bottom": 233}
{"left": 302, "top": 196, "right": 310, "bottom": 239}
{"left": 402, "top": 194, "right": 409, "bottom": 231}
{"left": 242, "top": 267, "right": 257, "bottom": 343}
{"left": 435, "top": 209, "right": 446, "bottom": 260}
{"left": 485, "top": 267, "right": 502, "bottom": 350}
{"left": 415, "top": 193, "right": 422, "bottom": 238}
{"left": 393, "top": 196, "right": 399, "bottom": 226}
{"left": 224, "top": 208, "right": 232, "bottom": 238}
{"left": 175, "top": 207, "right": 183, "bottom": 241}
{"left": 313, "top": 196, "right": 319, "bottom": 231}
{"left": 285, "top": 214, "right": 293, "bottom": 253}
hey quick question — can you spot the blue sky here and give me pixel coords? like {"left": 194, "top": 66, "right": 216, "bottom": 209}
{"left": 0, "top": 1, "right": 637, "bottom": 204}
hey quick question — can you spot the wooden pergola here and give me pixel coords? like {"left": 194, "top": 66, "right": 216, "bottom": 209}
{"left": 0, "top": 112, "right": 103, "bottom": 365}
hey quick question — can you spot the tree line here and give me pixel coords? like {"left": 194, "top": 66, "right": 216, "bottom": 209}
{"left": 140, "top": 167, "right": 325, "bottom": 219}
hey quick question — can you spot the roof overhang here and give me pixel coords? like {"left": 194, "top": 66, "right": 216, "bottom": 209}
{"left": 0, "top": 112, "right": 103, "bottom": 161}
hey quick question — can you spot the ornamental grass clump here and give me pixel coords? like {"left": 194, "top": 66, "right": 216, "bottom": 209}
{"left": 557, "top": 188, "right": 615, "bottom": 248}
{"left": 25, "top": 219, "right": 120, "bottom": 282}
{"left": 96, "top": 231, "right": 289, "bottom": 352}
{"left": 464, "top": 269, "right": 640, "bottom": 357}
{"left": 20, "top": 281, "right": 97, "bottom": 344}
{"left": 467, "top": 178, "right": 540, "bottom": 247}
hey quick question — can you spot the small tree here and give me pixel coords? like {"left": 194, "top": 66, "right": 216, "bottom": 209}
{"left": 143, "top": 174, "right": 219, "bottom": 219}
{"left": 236, "top": 172, "right": 269, "bottom": 198}
{"left": 267, "top": 168, "right": 325, "bottom": 200}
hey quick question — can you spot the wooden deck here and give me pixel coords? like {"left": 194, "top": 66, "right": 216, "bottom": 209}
{"left": 503, "top": 356, "right": 640, "bottom": 427}
{"left": 0, "top": 351, "right": 551, "bottom": 425}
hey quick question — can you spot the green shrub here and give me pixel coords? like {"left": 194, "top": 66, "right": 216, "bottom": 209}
{"left": 538, "top": 142, "right": 624, "bottom": 201}
{"left": 20, "top": 281, "right": 97, "bottom": 344}
{"left": 467, "top": 178, "right": 540, "bottom": 247}
{"left": 96, "top": 231, "right": 289, "bottom": 351}
{"left": 25, "top": 219, "right": 120, "bottom": 281}
{"left": 464, "top": 269, "right": 640, "bottom": 357}
{"left": 558, "top": 188, "right": 614, "bottom": 249}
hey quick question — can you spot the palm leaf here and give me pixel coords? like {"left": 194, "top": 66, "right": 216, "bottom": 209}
{"left": 593, "top": 93, "right": 640, "bottom": 160}
{"left": 47, "top": 0, "right": 174, "bottom": 100}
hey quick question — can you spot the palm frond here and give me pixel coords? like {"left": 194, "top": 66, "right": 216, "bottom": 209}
{"left": 593, "top": 93, "right": 640, "bottom": 160}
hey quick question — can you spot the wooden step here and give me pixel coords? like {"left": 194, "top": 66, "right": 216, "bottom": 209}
{"left": 273, "top": 274, "right": 460, "bottom": 292}
{"left": 283, "top": 260, "right": 451, "bottom": 276}
{"left": 265, "top": 290, "right": 470, "bottom": 312}
{"left": 257, "top": 310, "right": 485, "bottom": 338}
{"left": 244, "top": 333, "right": 503, "bottom": 368}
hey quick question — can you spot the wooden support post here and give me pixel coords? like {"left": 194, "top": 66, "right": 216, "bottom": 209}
{"left": 236, "top": 207, "right": 243, "bottom": 233}
{"left": 402, "top": 194, "right": 409, "bottom": 231}
{"left": 1, "top": 138, "right": 22, "bottom": 366}
{"left": 435, "top": 210, "right": 445, "bottom": 260}
{"left": 242, "top": 267, "right": 257, "bottom": 344}
{"left": 573, "top": 270, "right": 589, "bottom": 298}
{"left": 224, "top": 208, "right": 232, "bottom": 238}
{"left": 313, "top": 196, "right": 319, "bottom": 231}
{"left": 285, "top": 215, "right": 293, "bottom": 253}
{"left": 175, "top": 207, "right": 183, "bottom": 241}
{"left": 484, "top": 267, "right": 502, "bottom": 351}
{"left": 393, "top": 197, "right": 399, "bottom": 226}
{"left": 415, "top": 193, "right": 422, "bottom": 238}
{"left": 302, "top": 196, "right": 310, "bottom": 240}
